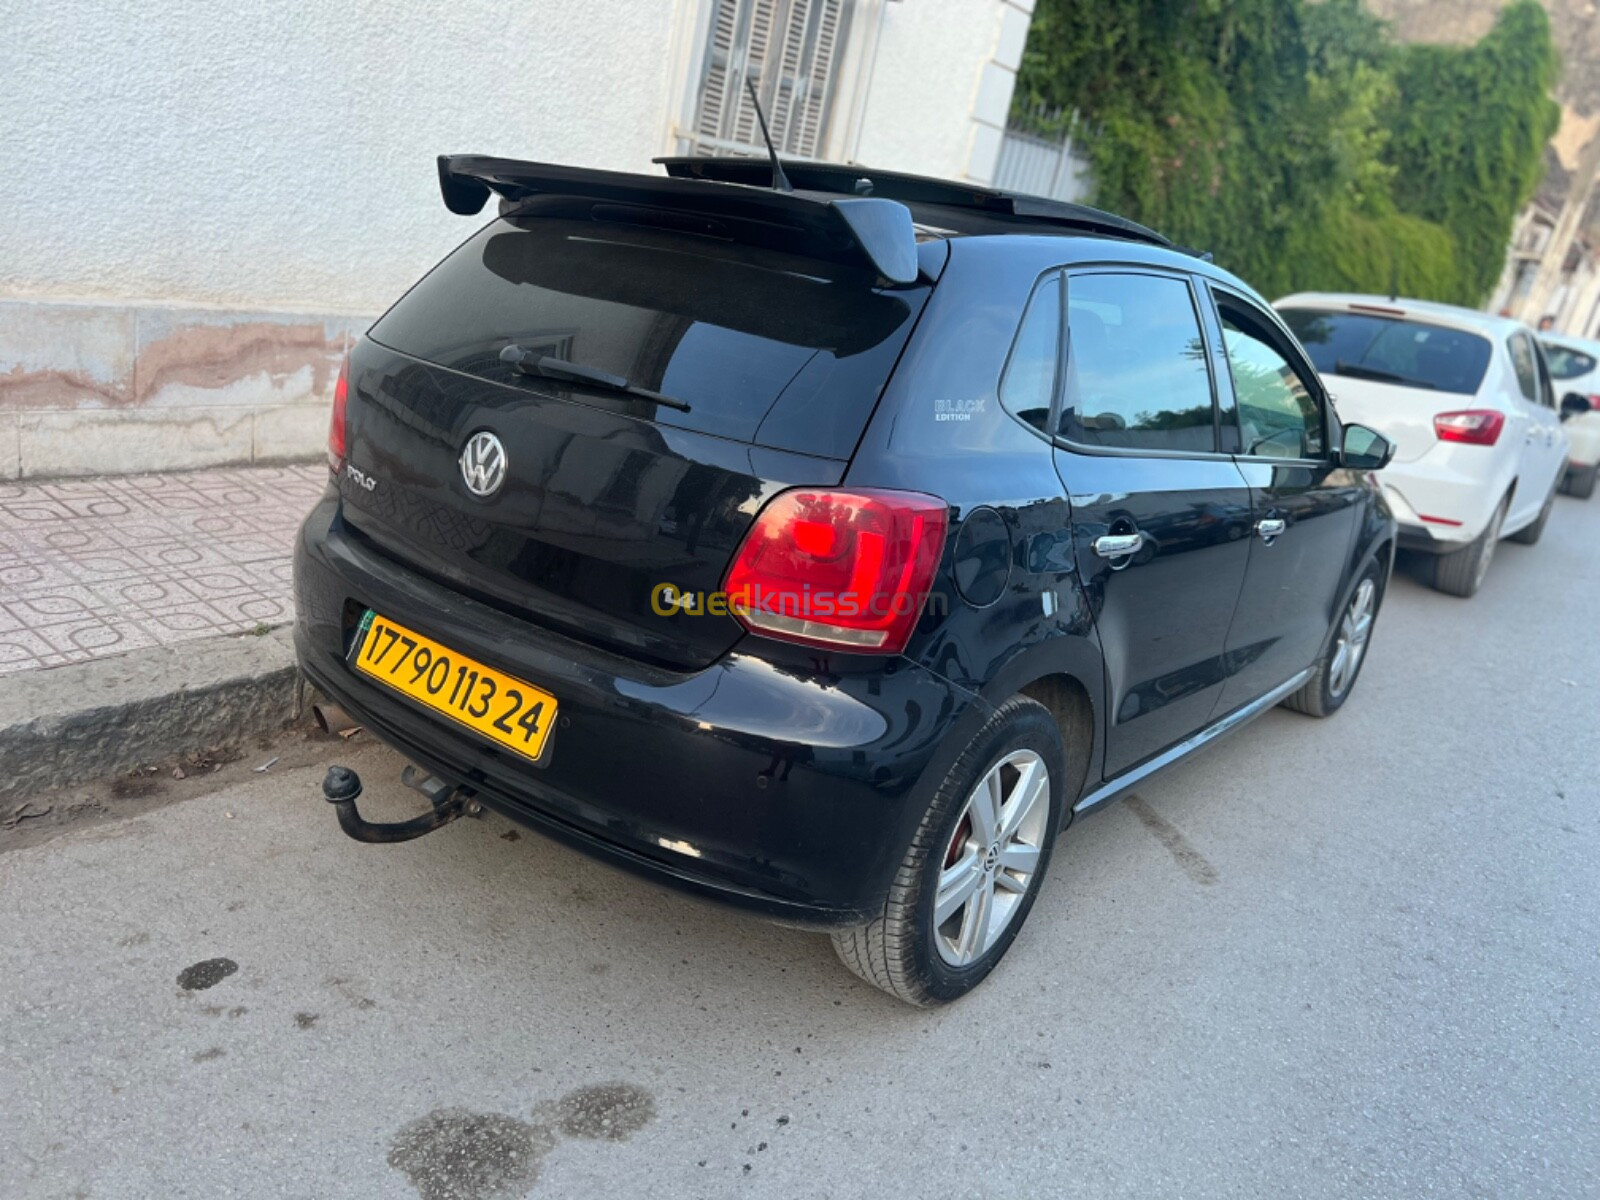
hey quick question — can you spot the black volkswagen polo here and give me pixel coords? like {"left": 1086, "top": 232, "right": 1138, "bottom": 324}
{"left": 294, "top": 154, "right": 1396, "bottom": 1006}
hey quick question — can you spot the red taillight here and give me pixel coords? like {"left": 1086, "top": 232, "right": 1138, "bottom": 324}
{"left": 1434, "top": 409, "right": 1504, "bottom": 446}
{"left": 723, "top": 488, "right": 949, "bottom": 654}
{"left": 327, "top": 354, "right": 350, "bottom": 473}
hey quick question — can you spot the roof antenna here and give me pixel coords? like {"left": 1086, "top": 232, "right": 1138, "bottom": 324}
{"left": 744, "top": 75, "right": 793, "bottom": 193}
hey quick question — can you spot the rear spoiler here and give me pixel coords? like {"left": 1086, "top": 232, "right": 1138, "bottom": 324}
{"left": 437, "top": 154, "right": 919, "bottom": 285}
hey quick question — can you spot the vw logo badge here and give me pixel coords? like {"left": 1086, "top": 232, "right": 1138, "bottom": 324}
{"left": 459, "top": 430, "right": 507, "bottom": 498}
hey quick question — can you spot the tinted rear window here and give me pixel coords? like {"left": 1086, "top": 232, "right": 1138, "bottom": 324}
{"left": 1279, "top": 308, "right": 1491, "bottom": 396}
{"left": 1543, "top": 342, "right": 1598, "bottom": 381}
{"left": 370, "top": 215, "right": 925, "bottom": 458}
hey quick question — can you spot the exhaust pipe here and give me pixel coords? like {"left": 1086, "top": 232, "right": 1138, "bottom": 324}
{"left": 321, "top": 764, "right": 473, "bottom": 844}
{"left": 311, "top": 701, "right": 358, "bottom": 735}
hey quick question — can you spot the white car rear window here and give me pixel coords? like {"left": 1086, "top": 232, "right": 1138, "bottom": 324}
{"left": 1280, "top": 309, "right": 1491, "bottom": 396}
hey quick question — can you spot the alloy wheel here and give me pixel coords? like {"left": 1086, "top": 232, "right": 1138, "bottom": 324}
{"left": 1328, "top": 577, "right": 1376, "bottom": 699}
{"left": 933, "top": 750, "right": 1050, "bottom": 967}
{"left": 1474, "top": 503, "right": 1505, "bottom": 590}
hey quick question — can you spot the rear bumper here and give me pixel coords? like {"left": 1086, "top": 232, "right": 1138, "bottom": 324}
{"left": 1380, "top": 458, "right": 1504, "bottom": 547}
{"left": 1564, "top": 417, "right": 1600, "bottom": 470}
{"left": 293, "top": 491, "right": 988, "bottom": 928}
{"left": 1395, "top": 521, "right": 1444, "bottom": 553}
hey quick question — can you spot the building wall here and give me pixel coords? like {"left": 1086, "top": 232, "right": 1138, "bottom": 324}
{"left": 854, "top": 0, "right": 1032, "bottom": 184}
{"left": 0, "top": 0, "right": 1027, "bottom": 478}
{"left": 1, "top": 0, "right": 680, "bottom": 313}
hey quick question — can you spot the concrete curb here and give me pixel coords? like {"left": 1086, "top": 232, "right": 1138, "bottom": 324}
{"left": 0, "top": 626, "right": 303, "bottom": 801}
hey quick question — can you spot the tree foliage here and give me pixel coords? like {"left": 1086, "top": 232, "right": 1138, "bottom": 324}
{"left": 1012, "top": 0, "right": 1559, "bottom": 304}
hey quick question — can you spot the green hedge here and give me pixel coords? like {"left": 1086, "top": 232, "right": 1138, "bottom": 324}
{"left": 1012, "top": 0, "right": 1559, "bottom": 305}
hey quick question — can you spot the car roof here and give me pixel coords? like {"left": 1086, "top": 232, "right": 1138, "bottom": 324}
{"left": 1276, "top": 292, "right": 1530, "bottom": 339}
{"left": 656, "top": 155, "right": 1175, "bottom": 249}
{"left": 949, "top": 232, "right": 1274, "bottom": 311}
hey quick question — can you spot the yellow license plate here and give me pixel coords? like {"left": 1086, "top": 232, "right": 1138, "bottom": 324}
{"left": 351, "top": 611, "right": 557, "bottom": 761}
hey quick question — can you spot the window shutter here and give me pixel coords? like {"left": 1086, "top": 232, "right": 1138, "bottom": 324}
{"left": 690, "top": 0, "right": 851, "bottom": 161}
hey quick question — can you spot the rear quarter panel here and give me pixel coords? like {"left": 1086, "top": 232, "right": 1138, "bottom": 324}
{"left": 847, "top": 237, "right": 1108, "bottom": 794}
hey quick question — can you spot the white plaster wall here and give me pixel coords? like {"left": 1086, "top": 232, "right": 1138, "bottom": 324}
{"left": 853, "top": 0, "right": 1028, "bottom": 184}
{"left": 0, "top": 0, "right": 681, "bottom": 314}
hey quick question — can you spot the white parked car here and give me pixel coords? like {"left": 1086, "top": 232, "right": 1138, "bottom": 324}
{"left": 1537, "top": 333, "right": 1600, "bottom": 498}
{"left": 1276, "top": 294, "right": 1573, "bottom": 598}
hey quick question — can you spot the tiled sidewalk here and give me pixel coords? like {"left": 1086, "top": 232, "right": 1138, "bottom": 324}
{"left": 0, "top": 464, "right": 325, "bottom": 676}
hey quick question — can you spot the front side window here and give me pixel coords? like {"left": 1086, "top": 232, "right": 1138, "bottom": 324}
{"left": 1058, "top": 272, "right": 1216, "bottom": 453}
{"left": 998, "top": 274, "right": 1061, "bottom": 433}
{"left": 1218, "top": 299, "right": 1325, "bottom": 460}
{"left": 1507, "top": 334, "right": 1540, "bottom": 404}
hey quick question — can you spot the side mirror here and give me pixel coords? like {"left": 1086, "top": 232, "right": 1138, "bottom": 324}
{"left": 1340, "top": 423, "right": 1395, "bottom": 471}
{"left": 1560, "top": 392, "right": 1592, "bottom": 421}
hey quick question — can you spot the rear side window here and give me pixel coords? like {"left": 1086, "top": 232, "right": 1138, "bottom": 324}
{"left": 998, "top": 273, "right": 1061, "bottom": 433}
{"left": 369, "top": 215, "right": 925, "bottom": 459}
{"left": 1544, "top": 342, "right": 1597, "bottom": 380}
{"left": 1508, "top": 334, "right": 1539, "bottom": 403}
{"left": 1533, "top": 340, "right": 1556, "bottom": 409}
{"left": 1279, "top": 308, "right": 1491, "bottom": 396}
{"left": 1058, "top": 273, "right": 1216, "bottom": 453}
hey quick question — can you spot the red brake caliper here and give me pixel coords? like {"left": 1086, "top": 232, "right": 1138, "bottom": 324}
{"left": 944, "top": 813, "right": 972, "bottom": 869}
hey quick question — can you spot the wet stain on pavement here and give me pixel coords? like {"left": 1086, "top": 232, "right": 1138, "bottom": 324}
{"left": 110, "top": 777, "right": 164, "bottom": 800}
{"left": 388, "top": 1108, "right": 556, "bottom": 1200}
{"left": 177, "top": 957, "right": 238, "bottom": 990}
{"left": 199, "top": 1004, "right": 248, "bottom": 1018}
{"left": 1124, "top": 795, "right": 1219, "bottom": 885}
{"left": 551, "top": 1083, "right": 656, "bottom": 1142}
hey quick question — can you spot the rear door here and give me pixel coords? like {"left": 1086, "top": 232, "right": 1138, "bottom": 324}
{"left": 1052, "top": 269, "right": 1255, "bottom": 777}
{"left": 341, "top": 213, "right": 931, "bottom": 670}
{"left": 1207, "top": 287, "right": 1362, "bottom": 713}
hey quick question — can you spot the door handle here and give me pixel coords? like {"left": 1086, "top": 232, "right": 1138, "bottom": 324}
{"left": 1093, "top": 533, "right": 1142, "bottom": 559}
{"left": 1256, "top": 517, "right": 1286, "bottom": 540}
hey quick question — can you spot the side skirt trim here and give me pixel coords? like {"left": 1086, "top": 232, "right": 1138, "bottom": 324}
{"left": 1073, "top": 667, "right": 1315, "bottom": 817}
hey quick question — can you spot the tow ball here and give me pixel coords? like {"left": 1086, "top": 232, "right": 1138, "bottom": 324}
{"left": 321, "top": 764, "right": 481, "bottom": 844}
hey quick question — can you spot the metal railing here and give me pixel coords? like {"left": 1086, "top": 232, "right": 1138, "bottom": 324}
{"left": 993, "top": 107, "right": 1091, "bottom": 203}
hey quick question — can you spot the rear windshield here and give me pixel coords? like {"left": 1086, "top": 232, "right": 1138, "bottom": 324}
{"left": 1543, "top": 342, "right": 1597, "bottom": 381}
{"left": 1279, "top": 308, "right": 1492, "bottom": 396}
{"left": 369, "top": 215, "right": 925, "bottom": 458}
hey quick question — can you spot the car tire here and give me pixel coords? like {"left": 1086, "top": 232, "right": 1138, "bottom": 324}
{"left": 1508, "top": 480, "right": 1557, "bottom": 545}
{"left": 1565, "top": 463, "right": 1598, "bottom": 500}
{"left": 830, "top": 695, "right": 1066, "bottom": 1007}
{"left": 1282, "top": 563, "right": 1383, "bottom": 718}
{"left": 1432, "top": 495, "right": 1508, "bottom": 599}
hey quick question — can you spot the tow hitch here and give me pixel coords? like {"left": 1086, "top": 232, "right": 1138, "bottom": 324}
{"left": 321, "top": 764, "right": 481, "bottom": 844}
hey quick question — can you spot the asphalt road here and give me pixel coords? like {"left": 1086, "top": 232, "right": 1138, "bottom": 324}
{"left": 5, "top": 492, "right": 1599, "bottom": 1200}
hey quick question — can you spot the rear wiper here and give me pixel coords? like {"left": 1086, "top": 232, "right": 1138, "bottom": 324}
{"left": 1333, "top": 360, "right": 1436, "bottom": 390}
{"left": 499, "top": 345, "right": 691, "bottom": 411}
